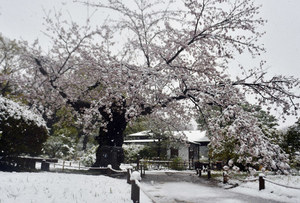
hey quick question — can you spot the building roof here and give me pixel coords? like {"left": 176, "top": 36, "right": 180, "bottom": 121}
{"left": 126, "top": 130, "right": 152, "bottom": 137}
{"left": 123, "top": 139, "right": 159, "bottom": 143}
{"left": 125, "top": 130, "right": 209, "bottom": 144}
{"left": 172, "top": 130, "right": 210, "bottom": 143}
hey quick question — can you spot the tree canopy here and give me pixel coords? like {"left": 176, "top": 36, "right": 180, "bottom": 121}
{"left": 8, "top": 0, "right": 300, "bottom": 171}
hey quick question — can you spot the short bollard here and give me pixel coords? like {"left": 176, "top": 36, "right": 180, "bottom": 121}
{"left": 107, "top": 164, "right": 112, "bottom": 176}
{"left": 259, "top": 173, "right": 265, "bottom": 190}
{"left": 130, "top": 171, "right": 141, "bottom": 203}
{"left": 198, "top": 169, "right": 202, "bottom": 177}
{"left": 140, "top": 164, "right": 144, "bottom": 177}
{"left": 207, "top": 169, "right": 211, "bottom": 179}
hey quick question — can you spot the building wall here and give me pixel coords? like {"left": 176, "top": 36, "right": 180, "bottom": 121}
{"left": 178, "top": 144, "right": 189, "bottom": 162}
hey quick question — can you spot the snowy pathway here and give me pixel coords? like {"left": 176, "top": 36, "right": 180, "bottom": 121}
{"left": 139, "top": 172, "right": 292, "bottom": 203}
{"left": 141, "top": 181, "right": 281, "bottom": 203}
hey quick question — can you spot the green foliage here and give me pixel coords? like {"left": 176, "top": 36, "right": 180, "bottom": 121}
{"left": 123, "top": 117, "right": 149, "bottom": 136}
{"left": 43, "top": 107, "right": 80, "bottom": 159}
{"left": 280, "top": 120, "right": 300, "bottom": 167}
{"left": 123, "top": 144, "right": 144, "bottom": 163}
{"left": 80, "top": 145, "right": 97, "bottom": 167}
{"left": 138, "top": 146, "right": 158, "bottom": 159}
{"left": 243, "top": 104, "right": 280, "bottom": 143}
{"left": 0, "top": 115, "right": 48, "bottom": 157}
{"left": 170, "top": 157, "right": 185, "bottom": 171}
{"left": 43, "top": 134, "right": 76, "bottom": 158}
{"left": 210, "top": 137, "right": 239, "bottom": 163}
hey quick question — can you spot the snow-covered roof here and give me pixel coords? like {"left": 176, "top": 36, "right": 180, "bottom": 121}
{"left": 124, "top": 139, "right": 159, "bottom": 143}
{"left": 172, "top": 130, "right": 209, "bottom": 143}
{"left": 126, "top": 130, "right": 209, "bottom": 144}
{"left": 127, "top": 130, "right": 152, "bottom": 137}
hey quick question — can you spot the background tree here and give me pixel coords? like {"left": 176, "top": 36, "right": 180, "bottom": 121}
{"left": 13, "top": 0, "right": 300, "bottom": 171}
{"left": 43, "top": 107, "right": 97, "bottom": 159}
{"left": 0, "top": 34, "right": 22, "bottom": 97}
{"left": 280, "top": 120, "right": 300, "bottom": 168}
{"left": 205, "top": 103, "right": 282, "bottom": 170}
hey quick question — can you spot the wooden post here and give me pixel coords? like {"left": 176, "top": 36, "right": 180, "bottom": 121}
{"left": 107, "top": 168, "right": 112, "bottom": 176}
{"left": 79, "top": 162, "right": 81, "bottom": 170}
{"left": 107, "top": 164, "right": 112, "bottom": 176}
{"left": 62, "top": 161, "right": 65, "bottom": 171}
{"left": 131, "top": 180, "right": 140, "bottom": 203}
{"left": 259, "top": 174, "right": 265, "bottom": 190}
{"left": 207, "top": 169, "right": 211, "bottom": 179}
{"left": 140, "top": 163, "right": 143, "bottom": 177}
{"left": 130, "top": 171, "right": 141, "bottom": 203}
{"left": 136, "top": 155, "right": 140, "bottom": 171}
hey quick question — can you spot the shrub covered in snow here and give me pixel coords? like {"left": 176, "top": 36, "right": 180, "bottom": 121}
{"left": 79, "top": 145, "right": 97, "bottom": 167}
{"left": 42, "top": 134, "right": 76, "bottom": 159}
{"left": 0, "top": 96, "right": 48, "bottom": 156}
{"left": 123, "top": 144, "right": 145, "bottom": 163}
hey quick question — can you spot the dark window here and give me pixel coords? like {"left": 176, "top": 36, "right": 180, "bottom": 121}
{"left": 170, "top": 148, "right": 178, "bottom": 158}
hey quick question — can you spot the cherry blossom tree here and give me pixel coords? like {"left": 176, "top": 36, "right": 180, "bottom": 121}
{"left": 13, "top": 0, "right": 300, "bottom": 171}
{"left": 0, "top": 34, "right": 22, "bottom": 96}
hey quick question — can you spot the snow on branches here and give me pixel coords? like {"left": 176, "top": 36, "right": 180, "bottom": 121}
{"left": 11, "top": 0, "right": 300, "bottom": 171}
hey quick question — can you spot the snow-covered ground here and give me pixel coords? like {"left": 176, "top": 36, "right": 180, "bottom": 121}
{"left": 229, "top": 175, "right": 300, "bottom": 203}
{"left": 1, "top": 170, "right": 300, "bottom": 203}
{"left": 0, "top": 172, "right": 152, "bottom": 203}
{"left": 139, "top": 171, "right": 300, "bottom": 203}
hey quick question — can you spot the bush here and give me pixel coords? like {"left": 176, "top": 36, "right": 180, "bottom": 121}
{"left": 80, "top": 145, "right": 97, "bottom": 167}
{"left": 0, "top": 96, "right": 48, "bottom": 157}
{"left": 170, "top": 157, "right": 185, "bottom": 171}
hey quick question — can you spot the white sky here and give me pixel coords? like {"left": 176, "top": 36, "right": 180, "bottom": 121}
{"left": 0, "top": 0, "right": 299, "bottom": 127}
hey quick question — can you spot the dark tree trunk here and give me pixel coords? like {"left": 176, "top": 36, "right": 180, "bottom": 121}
{"left": 93, "top": 102, "right": 127, "bottom": 169}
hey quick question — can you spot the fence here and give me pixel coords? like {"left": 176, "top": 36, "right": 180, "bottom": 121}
{"left": 223, "top": 172, "right": 300, "bottom": 191}
{"left": 38, "top": 159, "right": 128, "bottom": 177}
{"left": 0, "top": 156, "right": 58, "bottom": 171}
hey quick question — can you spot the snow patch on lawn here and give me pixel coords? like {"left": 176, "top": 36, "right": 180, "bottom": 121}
{"left": 229, "top": 175, "right": 300, "bottom": 203}
{"left": 0, "top": 172, "right": 151, "bottom": 203}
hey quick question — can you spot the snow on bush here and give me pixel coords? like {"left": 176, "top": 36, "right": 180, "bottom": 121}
{"left": 0, "top": 96, "right": 48, "bottom": 157}
{"left": 0, "top": 96, "right": 46, "bottom": 128}
{"left": 80, "top": 145, "right": 97, "bottom": 167}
